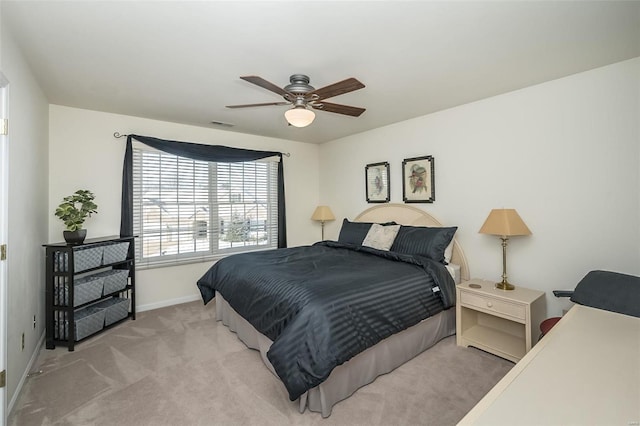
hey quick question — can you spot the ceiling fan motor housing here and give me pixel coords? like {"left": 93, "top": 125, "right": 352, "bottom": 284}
{"left": 284, "top": 74, "right": 315, "bottom": 95}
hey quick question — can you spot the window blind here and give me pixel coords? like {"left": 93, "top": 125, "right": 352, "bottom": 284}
{"left": 132, "top": 147, "right": 279, "bottom": 268}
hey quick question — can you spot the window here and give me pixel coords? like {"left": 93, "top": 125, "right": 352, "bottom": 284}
{"left": 132, "top": 147, "right": 279, "bottom": 267}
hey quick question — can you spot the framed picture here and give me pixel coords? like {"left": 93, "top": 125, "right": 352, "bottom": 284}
{"left": 402, "top": 155, "right": 435, "bottom": 203}
{"left": 365, "top": 162, "right": 390, "bottom": 203}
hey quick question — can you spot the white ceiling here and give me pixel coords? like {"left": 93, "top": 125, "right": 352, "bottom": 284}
{"left": 3, "top": 1, "right": 640, "bottom": 144}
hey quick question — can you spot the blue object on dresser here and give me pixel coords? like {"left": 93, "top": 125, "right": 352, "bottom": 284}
{"left": 570, "top": 270, "right": 640, "bottom": 318}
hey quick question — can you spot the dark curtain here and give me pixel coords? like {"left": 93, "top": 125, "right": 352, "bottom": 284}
{"left": 120, "top": 134, "right": 287, "bottom": 249}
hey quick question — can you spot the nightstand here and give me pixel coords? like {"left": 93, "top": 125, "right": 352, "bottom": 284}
{"left": 456, "top": 279, "right": 545, "bottom": 363}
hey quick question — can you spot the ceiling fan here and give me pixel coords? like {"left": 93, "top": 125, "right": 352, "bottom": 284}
{"left": 226, "top": 74, "right": 366, "bottom": 127}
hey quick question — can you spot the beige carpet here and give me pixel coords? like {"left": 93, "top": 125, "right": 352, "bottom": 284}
{"left": 9, "top": 301, "right": 513, "bottom": 426}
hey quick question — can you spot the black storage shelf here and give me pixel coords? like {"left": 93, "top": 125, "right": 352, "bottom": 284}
{"left": 47, "top": 311, "right": 134, "bottom": 347}
{"left": 52, "top": 284, "right": 135, "bottom": 311}
{"left": 50, "top": 258, "right": 133, "bottom": 277}
{"left": 44, "top": 235, "right": 136, "bottom": 351}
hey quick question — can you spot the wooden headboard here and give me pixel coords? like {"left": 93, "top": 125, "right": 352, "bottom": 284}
{"left": 354, "top": 203, "right": 470, "bottom": 281}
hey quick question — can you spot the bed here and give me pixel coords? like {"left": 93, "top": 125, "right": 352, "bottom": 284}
{"left": 198, "top": 204, "right": 470, "bottom": 417}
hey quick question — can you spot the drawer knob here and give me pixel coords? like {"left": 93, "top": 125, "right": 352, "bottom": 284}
{"left": 486, "top": 302, "right": 493, "bottom": 308}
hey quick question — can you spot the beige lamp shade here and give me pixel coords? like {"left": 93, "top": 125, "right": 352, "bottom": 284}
{"left": 311, "top": 206, "right": 335, "bottom": 222}
{"left": 479, "top": 209, "right": 531, "bottom": 236}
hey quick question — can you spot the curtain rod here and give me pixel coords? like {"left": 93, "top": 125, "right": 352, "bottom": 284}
{"left": 113, "top": 132, "right": 291, "bottom": 157}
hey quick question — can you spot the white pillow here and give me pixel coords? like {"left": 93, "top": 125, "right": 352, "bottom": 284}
{"left": 362, "top": 224, "right": 400, "bottom": 251}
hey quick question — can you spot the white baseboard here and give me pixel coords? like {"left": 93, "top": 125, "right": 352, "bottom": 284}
{"left": 8, "top": 330, "right": 45, "bottom": 415}
{"left": 136, "top": 294, "right": 201, "bottom": 313}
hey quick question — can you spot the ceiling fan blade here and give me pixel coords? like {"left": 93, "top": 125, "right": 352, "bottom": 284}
{"left": 307, "top": 78, "right": 365, "bottom": 101}
{"left": 226, "top": 102, "right": 290, "bottom": 109}
{"left": 311, "top": 101, "right": 366, "bottom": 117}
{"left": 240, "top": 76, "right": 290, "bottom": 97}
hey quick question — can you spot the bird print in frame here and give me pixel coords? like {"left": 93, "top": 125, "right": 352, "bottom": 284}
{"left": 365, "top": 162, "right": 390, "bottom": 203}
{"left": 402, "top": 156, "right": 435, "bottom": 203}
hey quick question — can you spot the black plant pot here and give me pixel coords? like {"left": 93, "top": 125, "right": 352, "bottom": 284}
{"left": 63, "top": 229, "right": 87, "bottom": 245}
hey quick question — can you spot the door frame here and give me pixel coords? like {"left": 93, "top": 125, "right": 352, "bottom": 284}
{"left": 0, "top": 71, "right": 9, "bottom": 426}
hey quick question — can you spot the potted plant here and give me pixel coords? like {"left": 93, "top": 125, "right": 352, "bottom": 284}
{"left": 55, "top": 189, "right": 98, "bottom": 244}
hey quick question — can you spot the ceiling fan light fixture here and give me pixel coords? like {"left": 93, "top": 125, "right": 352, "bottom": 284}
{"left": 284, "top": 106, "right": 315, "bottom": 128}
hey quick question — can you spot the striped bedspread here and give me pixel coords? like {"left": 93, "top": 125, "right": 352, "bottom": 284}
{"left": 197, "top": 241, "right": 456, "bottom": 400}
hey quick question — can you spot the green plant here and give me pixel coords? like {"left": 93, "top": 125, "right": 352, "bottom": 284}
{"left": 55, "top": 189, "right": 98, "bottom": 231}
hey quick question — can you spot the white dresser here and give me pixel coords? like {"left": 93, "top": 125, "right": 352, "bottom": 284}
{"left": 458, "top": 304, "right": 640, "bottom": 425}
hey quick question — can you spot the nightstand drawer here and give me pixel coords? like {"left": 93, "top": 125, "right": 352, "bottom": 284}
{"left": 460, "top": 291, "right": 526, "bottom": 320}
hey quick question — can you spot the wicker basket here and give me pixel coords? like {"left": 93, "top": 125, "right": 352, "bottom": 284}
{"left": 55, "top": 307, "right": 105, "bottom": 341}
{"left": 74, "top": 246, "right": 104, "bottom": 272}
{"left": 53, "top": 251, "right": 69, "bottom": 272}
{"left": 103, "top": 242, "right": 130, "bottom": 265}
{"left": 55, "top": 246, "right": 103, "bottom": 272}
{"left": 55, "top": 274, "right": 104, "bottom": 307}
{"left": 95, "top": 297, "right": 130, "bottom": 326}
{"left": 92, "top": 269, "right": 130, "bottom": 295}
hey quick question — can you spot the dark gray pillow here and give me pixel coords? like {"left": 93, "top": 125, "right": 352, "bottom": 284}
{"left": 390, "top": 225, "right": 457, "bottom": 263}
{"left": 337, "top": 218, "right": 397, "bottom": 246}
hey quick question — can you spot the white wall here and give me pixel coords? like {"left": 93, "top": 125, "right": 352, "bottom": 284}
{"left": 320, "top": 58, "right": 640, "bottom": 317}
{"left": 48, "top": 106, "right": 320, "bottom": 309}
{"left": 0, "top": 21, "right": 50, "bottom": 406}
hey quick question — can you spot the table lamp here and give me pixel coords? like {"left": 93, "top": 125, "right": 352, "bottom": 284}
{"left": 311, "top": 205, "right": 335, "bottom": 240}
{"left": 479, "top": 208, "right": 531, "bottom": 290}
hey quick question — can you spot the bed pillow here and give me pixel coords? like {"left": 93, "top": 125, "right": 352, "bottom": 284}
{"left": 337, "top": 218, "right": 397, "bottom": 245}
{"left": 362, "top": 224, "right": 401, "bottom": 251}
{"left": 390, "top": 225, "right": 458, "bottom": 263}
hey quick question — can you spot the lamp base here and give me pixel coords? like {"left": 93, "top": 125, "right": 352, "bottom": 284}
{"left": 495, "top": 280, "right": 515, "bottom": 291}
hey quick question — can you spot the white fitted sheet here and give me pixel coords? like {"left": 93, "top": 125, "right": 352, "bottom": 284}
{"left": 446, "top": 263, "right": 461, "bottom": 284}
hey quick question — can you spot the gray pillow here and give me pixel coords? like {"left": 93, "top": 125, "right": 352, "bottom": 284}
{"left": 337, "top": 218, "right": 397, "bottom": 245}
{"left": 390, "top": 225, "right": 457, "bottom": 263}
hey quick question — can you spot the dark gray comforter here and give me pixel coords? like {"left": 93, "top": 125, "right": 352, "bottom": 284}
{"left": 197, "top": 241, "right": 456, "bottom": 400}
